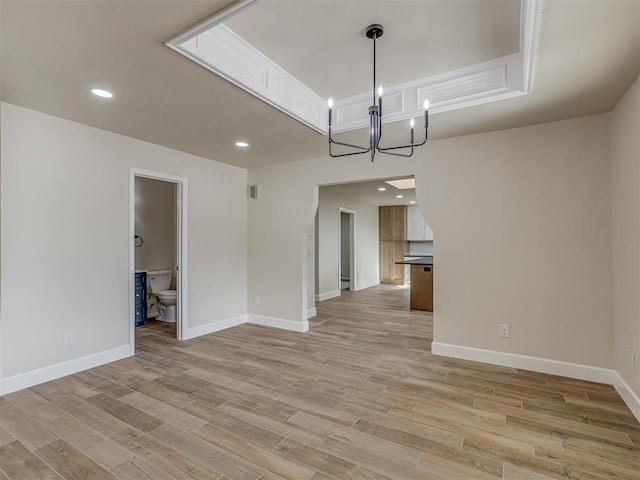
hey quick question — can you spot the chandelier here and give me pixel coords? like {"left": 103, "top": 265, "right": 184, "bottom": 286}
{"left": 328, "top": 24, "right": 430, "bottom": 162}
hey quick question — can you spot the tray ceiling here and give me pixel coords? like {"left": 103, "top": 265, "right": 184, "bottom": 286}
{"left": 1, "top": 0, "right": 638, "bottom": 168}
{"left": 168, "top": 0, "right": 536, "bottom": 134}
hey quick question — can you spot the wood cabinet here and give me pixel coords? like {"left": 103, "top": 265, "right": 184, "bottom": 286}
{"left": 380, "top": 240, "right": 406, "bottom": 284}
{"left": 406, "top": 205, "right": 433, "bottom": 241}
{"left": 379, "top": 206, "right": 406, "bottom": 284}
{"left": 410, "top": 264, "right": 433, "bottom": 311}
{"left": 379, "top": 205, "right": 406, "bottom": 241}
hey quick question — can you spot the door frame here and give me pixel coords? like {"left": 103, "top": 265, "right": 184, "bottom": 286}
{"left": 129, "top": 168, "right": 189, "bottom": 352}
{"left": 338, "top": 207, "right": 356, "bottom": 292}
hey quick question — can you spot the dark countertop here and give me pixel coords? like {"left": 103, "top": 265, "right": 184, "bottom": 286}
{"left": 395, "top": 256, "right": 433, "bottom": 265}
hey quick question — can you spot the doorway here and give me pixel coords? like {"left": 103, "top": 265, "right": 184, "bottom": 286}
{"left": 129, "top": 168, "right": 188, "bottom": 352}
{"left": 339, "top": 208, "right": 355, "bottom": 291}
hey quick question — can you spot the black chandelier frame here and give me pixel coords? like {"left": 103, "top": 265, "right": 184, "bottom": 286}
{"left": 327, "top": 24, "right": 429, "bottom": 162}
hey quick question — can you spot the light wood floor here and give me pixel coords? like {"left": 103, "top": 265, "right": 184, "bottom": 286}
{"left": 1, "top": 285, "right": 638, "bottom": 479}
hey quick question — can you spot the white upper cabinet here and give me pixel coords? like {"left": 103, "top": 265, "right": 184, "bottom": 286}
{"left": 406, "top": 205, "right": 433, "bottom": 241}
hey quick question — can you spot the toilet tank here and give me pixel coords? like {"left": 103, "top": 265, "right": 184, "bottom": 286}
{"left": 147, "top": 270, "right": 172, "bottom": 293}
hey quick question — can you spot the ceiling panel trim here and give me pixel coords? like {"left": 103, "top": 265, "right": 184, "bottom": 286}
{"left": 174, "top": 24, "right": 327, "bottom": 133}
{"left": 166, "top": 0, "right": 541, "bottom": 135}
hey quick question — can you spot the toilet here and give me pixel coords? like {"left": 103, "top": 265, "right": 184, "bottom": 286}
{"left": 147, "top": 270, "right": 177, "bottom": 323}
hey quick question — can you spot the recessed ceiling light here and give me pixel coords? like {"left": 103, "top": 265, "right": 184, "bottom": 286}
{"left": 378, "top": 187, "right": 386, "bottom": 191}
{"left": 410, "top": 200, "right": 416, "bottom": 204}
{"left": 91, "top": 88, "right": 113, "bottom": 98}
{"left": 235, "top": 141, "right": 249, "bottom": 148}
{"left": 396, "top": 195, "right": 403, "bottom": 199}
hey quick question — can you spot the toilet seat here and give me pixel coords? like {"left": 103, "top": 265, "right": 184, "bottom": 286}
{"left": 157, "top": 290, "right": 177, "bottom": 299}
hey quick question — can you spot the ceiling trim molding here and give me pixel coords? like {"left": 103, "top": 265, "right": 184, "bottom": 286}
{"left": 166, "top": 0, "right": 541, "bottom": 135}
{"left": 520, "top": 0, "right": 543, "bottom": 93}
{"left": 167, "top": 0, "right": 261, "bottom": 45}
{"left": 168, "top": 23, "right": 327, "bottom": 134}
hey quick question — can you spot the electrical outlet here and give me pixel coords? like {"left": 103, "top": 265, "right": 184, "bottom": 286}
{"left": 631, "top": 353, "right": 636, "bottom": 373}
{"left": 254, "top": 296, "right": 260, "bottom": 305}
{"left": 498, "top": 324, "right": 511, "bottom": 338}
{"left": 63, "top": 331, "right": 74, "bottom": 345}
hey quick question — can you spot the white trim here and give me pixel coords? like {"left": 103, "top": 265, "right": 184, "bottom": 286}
{"left": 520, "top": 0, "right": 542, "bottom": 93}
{"left": 432, "top": 342, "right": 640, "bottom": 423}
{"left": 315, "top": 290, "right": 341, "bottom": 302}
{"left": 431, "top": 342, "right": 614, "bottom": 384}
{"left": 355, "top": 279, "right": 380, "bottom": 291}
{"left": 165, "top": 0, "right": 540, "bottom": 135}
{"left": 166, "top": 0, "right": 260, "bottom": 46}
{"left": 612, "top": 372, "right": 640, "bottom": 422}
{"left": 168, "top": 24, "right": 327, "bottom": 134}
{"left": 307, "top": 307, "right": 317, "bottom": 319}
{"left": 0, "top": 345, "right": 131, "bottom": 395}
{"left": 248, "top": 314, "right": 309, "bottom": 332}
{"left": 130, "top": 168, "right": 189, "bottom": 345}
{"left": 184, "top": 314, "right": 247, "bottom": 340}
{"left": 339, "top": 207, "right": 356, "bottom": 292}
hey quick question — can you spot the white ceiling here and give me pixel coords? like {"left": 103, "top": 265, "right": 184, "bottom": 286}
{"left": 321, "top": 176, "right": 417, "bottom": 207}
{"left": 225, "top": 0, "right": 521, "bottom": 99}
{"left": 1, "top": 0, "right": 638, "bottom": 169}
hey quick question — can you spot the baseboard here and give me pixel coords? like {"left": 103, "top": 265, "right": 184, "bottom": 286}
{"left": 612, "top": 372, "right": 640, "bottom": 422}
{"left": 431, "top": 342, "right": 640, "bottom": 422}
{"left": 184, "top": 314, "right": 247, "bottom": 340}
{"left": 248, "top": 314, "right": 309, "bottom": 332}
{"left": 316, "top": 290, "right": 340, "bottom": 302}
{"left": 0, "top": 345, "right": 131, "bottom": 396}
{"left": 307, "top": 307, "right": 317, "bottom": 319}
{"left": 431, "top": 342, "right": 615, "bottom": 384}
{"left": 355, "top": 279, "right": 380, "bottom": 291}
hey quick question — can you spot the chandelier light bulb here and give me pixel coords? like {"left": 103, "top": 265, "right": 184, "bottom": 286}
{"left": 423, "top": 99, "right": 430, "bottom": 110}
{"left": 378, "top": 85, "right": 383, "bottom": 97}
{"left": 410, "top": 118, "right": 415, "bottom": 128}
{"left": 328, "top": 97, "right": 334, "bottom": 108}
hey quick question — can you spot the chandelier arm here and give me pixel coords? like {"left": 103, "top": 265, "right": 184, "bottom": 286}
{"left": 329, "top": 138, "right": 371, "bottom": 151}
{"left": 376, "top": 147, "right": 415, "bottom": 158}
{"left": 377, "top": 128, "right": 428, "bottom": 151}
{"left": 329, "top": 149, "right": 374, "bottom": 158}
{"left": 328, "top": 125, "right": 371, "bottom": 151}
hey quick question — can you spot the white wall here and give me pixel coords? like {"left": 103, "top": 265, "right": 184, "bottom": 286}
{"left": 134, "top": 176, "right": 176, "bottom": 273}
{"left": 316, "top": 188, "right": 379, "bottom": 299}
{"left": 612, "top": 76, "right": 640, "bottom": 402}
{"left": 0, "top": 103, "right": 247, "bottom": 387}
{"left": 248, "top": 113, "right": 613, "bottom": 371}
{"left": 248, "top": 160, "right": 412, "bottom": 324}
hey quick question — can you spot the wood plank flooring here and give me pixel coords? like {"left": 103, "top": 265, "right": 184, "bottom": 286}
{"left": 1, "top": 285, "right": 638, "bottom": 479}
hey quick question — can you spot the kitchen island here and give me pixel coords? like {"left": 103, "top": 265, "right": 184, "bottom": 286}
{"left": 395, "top": 256, "right": 433, "bottom": 311}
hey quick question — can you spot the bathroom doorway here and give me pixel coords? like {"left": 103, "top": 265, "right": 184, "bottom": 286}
{"left": 129, "top": 168, "right": 188, "bottom": 350}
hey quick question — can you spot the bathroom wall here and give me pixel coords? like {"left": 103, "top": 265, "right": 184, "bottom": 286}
{"left": 134, "top": 176, "right": 177, "bottom": 275}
